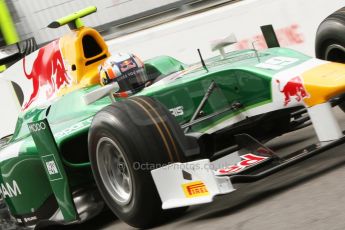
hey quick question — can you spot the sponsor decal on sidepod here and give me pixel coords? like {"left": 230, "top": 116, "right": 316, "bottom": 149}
{"left": 22, "top": 39, "right": 71, "bottom": 110}
{"left": 0, "top": 180, "right": 22, "bottom": 198}
{"left": 169, "top": 106, "right": 184, "bottom": 117}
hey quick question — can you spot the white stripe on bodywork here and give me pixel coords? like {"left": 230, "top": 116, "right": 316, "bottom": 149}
{"left": 2, "top": 158, "right": 40, "bottom": 178}
{"left": 0, "top": 140, "right": 25, "bottom": 162}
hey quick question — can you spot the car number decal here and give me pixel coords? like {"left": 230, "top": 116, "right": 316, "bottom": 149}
{"left": 256, "top": 56, "right": 298, "bottom": 70}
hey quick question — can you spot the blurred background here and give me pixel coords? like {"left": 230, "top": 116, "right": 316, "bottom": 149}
{"left": 0, "top": 0, "right": 344, "bottom": 138}
{"left": 1, "top": 0, "right": 235, "bottom": 46}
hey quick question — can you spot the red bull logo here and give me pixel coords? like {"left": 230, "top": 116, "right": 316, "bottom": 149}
{"left": 276, "top": 76, "right": 309, "bottom": 106}
{"left": 22, "top": 40, "right": 71, "bottom": 110}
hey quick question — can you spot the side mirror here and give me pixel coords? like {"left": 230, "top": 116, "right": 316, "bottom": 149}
{"left": 83, "top": 82, "right": 119, "bottom": 105}
{"left": 211, "top": 33, "right": 237, "bottom": 59}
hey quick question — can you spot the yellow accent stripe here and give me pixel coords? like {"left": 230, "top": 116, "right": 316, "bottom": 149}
{"left": 136, "top": 97, "right": 181, "bottom": 162}
{"left": 129, "top": 99, "right": 174, "bottom": 162}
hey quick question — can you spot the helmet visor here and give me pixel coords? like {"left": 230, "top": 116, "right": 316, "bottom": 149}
{"left": 116, "top": 65, "right": 148, "bottom": 92}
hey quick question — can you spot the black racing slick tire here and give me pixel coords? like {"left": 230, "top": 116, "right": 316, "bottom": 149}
{"left": 315, "top": 7, "right": 345, "bottom": 62}
{"left": 315, "top": 7, "right": 345, "bottom": 112}
{"left": 88, "top": 96, "right": 188, "bottom": 228}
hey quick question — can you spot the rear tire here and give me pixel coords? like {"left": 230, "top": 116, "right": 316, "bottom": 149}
{"left": 88, "top": 96, "right": 188, "bottom": 228}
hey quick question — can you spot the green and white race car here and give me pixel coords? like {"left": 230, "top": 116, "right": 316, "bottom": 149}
{"left": 1, "top": 6, "right": 345, "bottom": 229}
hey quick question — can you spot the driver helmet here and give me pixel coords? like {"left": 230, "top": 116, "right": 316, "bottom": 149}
{"left": 99, "top": 53, "right": 149, "bottom": 97}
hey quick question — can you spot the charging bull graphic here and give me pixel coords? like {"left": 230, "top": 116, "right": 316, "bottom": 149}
{"left": 276, "top": 76, "right": 309, "bottom": 106}
{"left": 22, "top": 39, "right": 71, "bottom": 110}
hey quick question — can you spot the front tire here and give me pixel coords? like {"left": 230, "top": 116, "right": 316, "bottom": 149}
{"left": 88, "top": 96, "right": 187, "bottom": 228}
{"left": 315, "top": 7, "right": 345, "bottom": 62}
{"left": 315, "top": 7, "right": 345, "bottom": 112}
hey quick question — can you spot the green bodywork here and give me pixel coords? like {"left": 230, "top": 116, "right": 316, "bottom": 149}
{"left": 0, "top": 47, "right": 312, "bottom": 224}
{"left": 28, "top": 119, "right": 78, "bottom": 222}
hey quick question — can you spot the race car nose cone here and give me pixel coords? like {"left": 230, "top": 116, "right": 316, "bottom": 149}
{"left": 302, "top": 62, "right": 345, "bottom": 107}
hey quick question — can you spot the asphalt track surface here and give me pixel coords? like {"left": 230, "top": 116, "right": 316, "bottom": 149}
{"left": 6, "top": 107, "right": 345, "bottom": 230}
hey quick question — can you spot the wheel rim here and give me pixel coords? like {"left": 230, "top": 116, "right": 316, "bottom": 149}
{"left": 325, "top": 44, "right": 345, "bottom": 63}
{"left": 96, "top": 137, "right": 133, "bottom": 205}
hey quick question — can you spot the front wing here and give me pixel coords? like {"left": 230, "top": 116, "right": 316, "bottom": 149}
{"left": 151, "top": 134, "right": 344, "bottom": 209}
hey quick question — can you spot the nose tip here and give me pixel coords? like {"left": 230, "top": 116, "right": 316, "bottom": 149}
{"left": 301, "top": 62, "right": 345, "bottom": 107}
